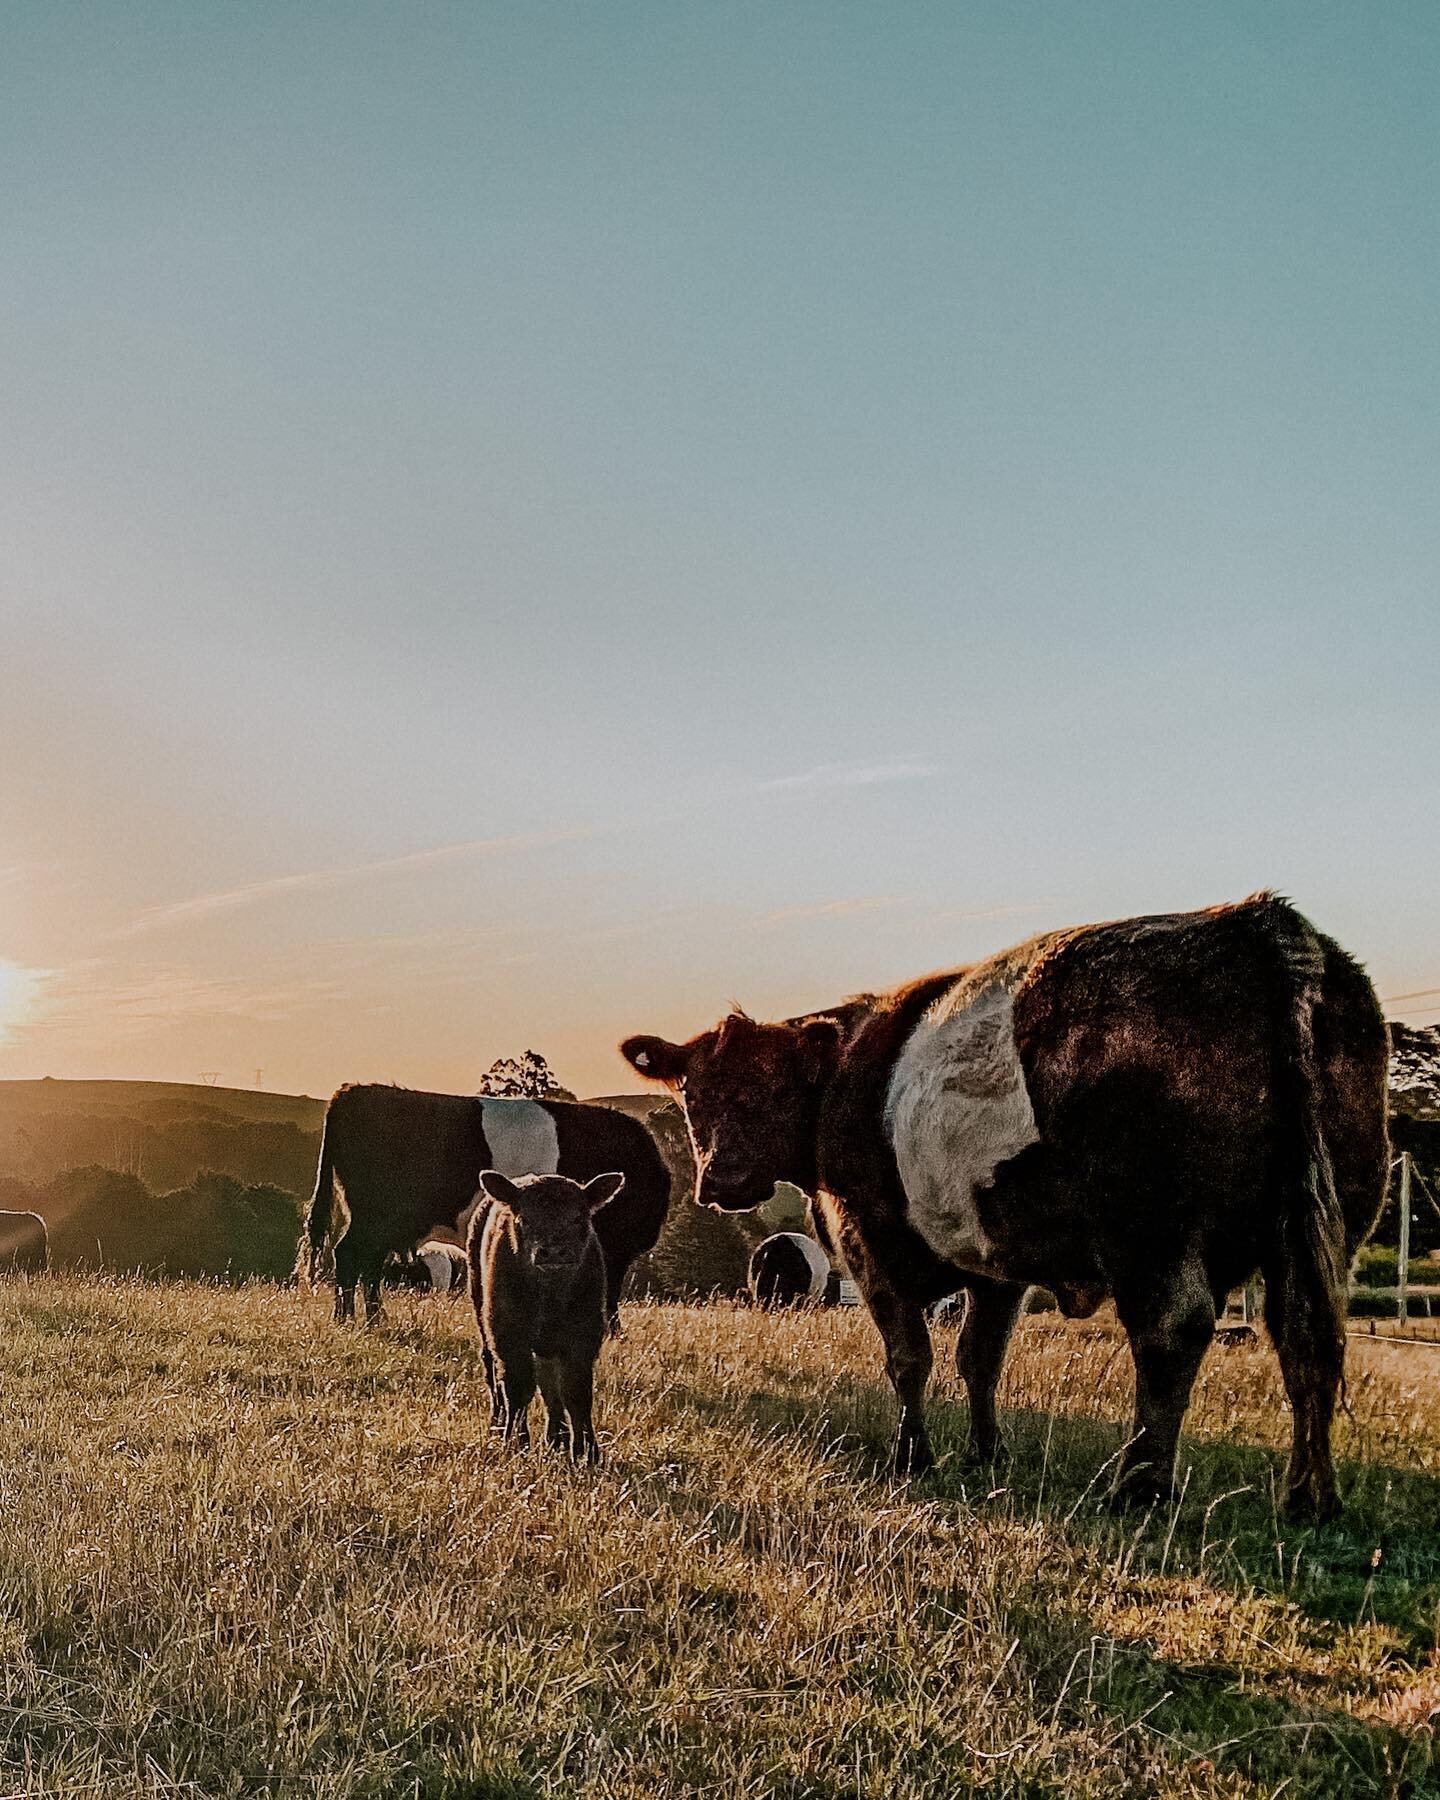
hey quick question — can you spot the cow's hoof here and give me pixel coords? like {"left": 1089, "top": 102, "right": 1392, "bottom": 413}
{"left": 960, "top": 1436, "right": 1009, "bottom": 1473}
{"left": 1282, "top": 1487, "right": 1342, "bottom": 1527}
{"left": 893, "top": 1439, "right": 935, "bottom": 1480}
{"left": 1110, "top": 1470, "right": 1169, "bottom": 1513}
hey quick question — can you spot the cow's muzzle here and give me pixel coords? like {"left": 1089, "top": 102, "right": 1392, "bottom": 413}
{"left": 696, "top": 1166, "right": 774, "bottom": 1213}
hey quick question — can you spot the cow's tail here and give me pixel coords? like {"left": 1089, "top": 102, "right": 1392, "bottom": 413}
{"left": 1261, "top": 897, "right": 1347, "bottom": 1351}
{"left": 299, "top": 1114, "right": 336, "bottom": 1289}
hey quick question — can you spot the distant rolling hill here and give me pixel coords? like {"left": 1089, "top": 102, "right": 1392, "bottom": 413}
{"left": 0, "top": 1078, "right": 668, "bottom": 1198}
{"left": 0, "top": 1076, "right": 325, "bottom": 1132}
{"left": 0, "top": 1077, "right": 326, "bottom": 1194}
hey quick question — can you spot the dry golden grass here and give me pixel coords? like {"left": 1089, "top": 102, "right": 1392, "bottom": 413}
{"left": 1, "top": 1277, "right": 1438, "bottom": 1797}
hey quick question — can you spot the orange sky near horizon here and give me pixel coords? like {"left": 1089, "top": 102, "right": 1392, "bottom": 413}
{"left": 4, "top": 5, "right": 1438, "bottom": 1101}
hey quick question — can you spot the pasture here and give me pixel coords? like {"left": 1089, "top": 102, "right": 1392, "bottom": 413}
{"left": 1, "top": 1279, "right": 1437, "bottom": 1797}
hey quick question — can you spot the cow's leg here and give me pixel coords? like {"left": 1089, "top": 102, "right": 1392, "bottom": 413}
{"left": 495, "top": 1350, "right": 536, "bottom": 1448}
{"left": 1114, "top": 1255, "right": 1216, "bottom": 1505}
{"left": 332, "top": 1229, "right": 362, "bottom": 1324}
{"left": 559, "top": 1354, "right": 600, "bottom": 1464}
{"left": 360, "top": 1254, "right": 386, "bottom": 1327}
{"left": 1263, "top": 1248, "right": 1345, "bottom": 1523}
{"left": 857, "top": 1273, "right": 935, "bottom": 1477}
{"left": 536, "top": 1356, "right": 570, "bottom": 1451}
{"left": 955, "top": 1276, "right": 1027, "bottom": 1465}
{"left": 479, "top": 1343, "right": 504, "bottom": 1433}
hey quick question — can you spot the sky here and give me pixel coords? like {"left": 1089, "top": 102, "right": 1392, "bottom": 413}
{"left": 2, "top": 1, "right": 1438, "bottom": 1100}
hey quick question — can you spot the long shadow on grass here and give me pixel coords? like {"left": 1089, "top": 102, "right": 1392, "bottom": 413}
{"left": 658, "top": 1369, "right": 1440, "bottom": 1659}
{"left": 1007, "top": 1602, "right": 1436, "bottom": 1798}
{"left": 645, "top": 1379, "right": 1439, "bottom": 1794}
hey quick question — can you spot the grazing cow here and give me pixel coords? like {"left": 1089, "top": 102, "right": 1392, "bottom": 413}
{"left": 749, "top": 1232, "right": 836, "bottom": 1307}
{"left": 622, "top": 894, "right": 1389, "bottom": 1519}
{"left": 470, "top": 1169, "right": 621, "bottom": 1460}
{"left": 0, "top": 1210, "right": 48, "bottom": 1273}
{"left": 303, "top": 1086, "right": 670, "bottom": 1326}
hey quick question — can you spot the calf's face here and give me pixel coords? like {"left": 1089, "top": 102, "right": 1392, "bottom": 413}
{"left": 479, "top": 1170, "right": 624, "bottom": 1272}
{"left": 620, "top": 1013, "right": 841, "bottom": 1210}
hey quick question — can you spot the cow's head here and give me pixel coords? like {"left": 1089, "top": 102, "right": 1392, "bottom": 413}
{"left": 478, "top": 1169, "right": 623, "bottom": 1272}
{"left": 620, "top": 1011, "right": 844, "bottom": 1210}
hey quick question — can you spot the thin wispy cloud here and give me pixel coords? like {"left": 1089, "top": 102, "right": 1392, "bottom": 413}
{"left": 118, "top": 826, "right": 597, "bottom": 937}
{"left": 7, "top": 960, "right": 349, "bottom": 1047}
{"left": 751, "top": 759, "right": 939, "bottom": 795}
{"left": 112, "top": 762, "right": 940, "bottom": 945}
{"left": 922, "top": 901, "right": 1061, "bottom": 928}
{"left": 746, "top": 895, "right": 912, "bottom": 932}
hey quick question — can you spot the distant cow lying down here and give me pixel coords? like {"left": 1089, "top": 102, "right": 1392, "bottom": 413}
{"left": 0, "top": 1210, "right": 48, "bottom": 1273}
{"left": 623, "top": 894, "right": 1389, "bottom": 1520}
{"left": 749, "top": 1232, "right": 839, "bottom": 1307}
{"left": 303, "top": 1086, "right": 671, "bottom": 1326}
{"left": 470, "top": 1169, "right": 622, "bottom": 1461}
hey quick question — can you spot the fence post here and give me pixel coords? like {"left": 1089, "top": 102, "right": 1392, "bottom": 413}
{"left": 1398, "top": 1151, "right": 1412, "bottom": 1329}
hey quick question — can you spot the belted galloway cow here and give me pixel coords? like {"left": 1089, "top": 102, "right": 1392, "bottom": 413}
{"left": 749, "top": 1231, "right": 837, "bottom": 1307}
{"left": 622, "top": 893, "right": 1389, "bottom": 1520}
{"left": 303, "top": 1086, "right": 670, "bottom": 1326}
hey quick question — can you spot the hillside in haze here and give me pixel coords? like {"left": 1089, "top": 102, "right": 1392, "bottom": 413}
{"left": 0, "top": 1076, "right": 761, "bottom": 1294}
{"left": 0, "top": 1077, "right": 324, "bottom": 1193}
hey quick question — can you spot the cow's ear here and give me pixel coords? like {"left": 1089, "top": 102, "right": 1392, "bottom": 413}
{"left": 797, "top": 1016, "right": 844, "bottom": 1079}
{"left": 478, "top": 1169, "right": 521, "bottom": 1207}
{"left": 620, "top": 1034, "right": 691, "bottom": 1083}
{"left": 583, "top": 1171, "right": 625, "bottom": 1213}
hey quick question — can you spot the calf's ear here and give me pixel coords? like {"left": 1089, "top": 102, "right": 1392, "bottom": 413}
{"left": 798, "top": 1016, "right": 844, "bottom": 1079}
{"left": 583, "top": 1171, "right": 626, "bottom": 1212}
{"left": 478, "top": 1169, "right": 522, "bottom": 1207}
{"left": 619, "top": 1034, "right": 691, "bottom": 1083}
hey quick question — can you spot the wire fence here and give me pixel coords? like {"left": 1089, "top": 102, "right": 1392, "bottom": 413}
{"left": 1346, "top": 1152, "right": 1440, "bottom": 1348}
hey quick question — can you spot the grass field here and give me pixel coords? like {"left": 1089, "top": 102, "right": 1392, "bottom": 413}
{"left": 1, "top": 1280, "right": 1438, "bottom": 1797}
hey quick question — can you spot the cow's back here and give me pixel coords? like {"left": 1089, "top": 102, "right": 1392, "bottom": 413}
{"left": 326, "top": 1084, "right": 487, "bottom": 1238}
{"left": 0, "top": 1209, "right": 48, "bottom": 1272}
{"left": 549, "top": 1101, "right": 672, "bottom": 1260}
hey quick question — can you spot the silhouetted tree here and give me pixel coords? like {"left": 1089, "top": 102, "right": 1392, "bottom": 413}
{"left": 477, "top": 1050, "right": 575, "bottom": 1101}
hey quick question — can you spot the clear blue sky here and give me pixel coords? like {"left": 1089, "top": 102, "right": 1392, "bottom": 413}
{"left": 2, "top": 1, "right": 1437, "bottom": 1095}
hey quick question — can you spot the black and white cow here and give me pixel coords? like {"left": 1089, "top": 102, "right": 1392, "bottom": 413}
{"left": 303, "top": 1085, "right": 671, "bottom": 1326}
{"left": 415, "top": 1240, "right": 469, "bottom": 1293}
{"left": 623, "top": 894, "right": 1390, "bottom": 1520}
{"left": 748, "top": 1232, "right": 836, "bottom": 1307}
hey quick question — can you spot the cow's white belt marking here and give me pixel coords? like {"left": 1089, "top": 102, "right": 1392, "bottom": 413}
{"left": 459, "top": 1098, "right": 564, "bottom": 1238}
{"left": 479, "top": 1097, "right": 562, "bottom": 1177}
{"left": 885, "top": 982, "right": 1039, "bottom": 1271}
{"left": 776, "top": 1231, "right": 832, "bottom": 1297}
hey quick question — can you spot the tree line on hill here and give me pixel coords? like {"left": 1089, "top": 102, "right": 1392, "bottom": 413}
{"left": 0, "top": 1166, "right": 304, "bottom": 1282}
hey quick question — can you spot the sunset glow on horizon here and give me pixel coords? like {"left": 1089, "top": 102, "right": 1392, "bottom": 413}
{"left": 3, "top": 3, "right": 1437, "bottom": 1100}
{"left": 0, "top": 960, "right": 49, "bottom": 1049}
